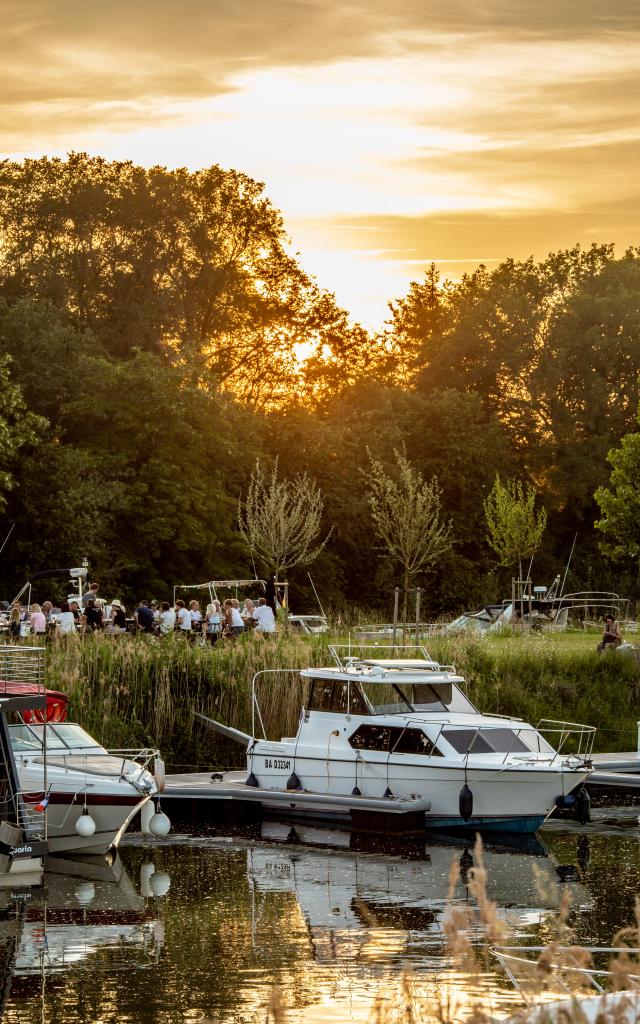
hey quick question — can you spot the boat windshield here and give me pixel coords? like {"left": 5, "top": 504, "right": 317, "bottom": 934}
{"left": 10, "top": 722, "right": 102, "bottom": 752}
{"left": 306, "top": 677, "right": 477, "bottom": 716}
{"left": 357, "top": 680, "right": 477, "bottom": 715}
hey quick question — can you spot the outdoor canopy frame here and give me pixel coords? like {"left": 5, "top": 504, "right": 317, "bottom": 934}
{"left": 172, "top": 579, "right": 267, "bottom": 607}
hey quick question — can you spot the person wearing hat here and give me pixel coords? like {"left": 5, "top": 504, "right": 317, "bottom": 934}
{"left": 110, "top": 599, "right": 126, "bottom": 634}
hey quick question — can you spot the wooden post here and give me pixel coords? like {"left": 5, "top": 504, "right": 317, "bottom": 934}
{"left": 282, "top": 581, "right": 289, "bottom": 631}
{"left": 511, "top": 577, "right": 516, "bottom": 636}
{"left": 415, "top": 588, "right": 421, "bottom": 643}
{"left": 392, "top": 587, "right": 400, "bottom": 647}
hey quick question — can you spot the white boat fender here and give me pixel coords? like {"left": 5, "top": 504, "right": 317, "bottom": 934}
{"left": 153, "top": 755, "right": 166, "bottom": 793}
{"left": 141, "top": 861, "right": 155, "bottom": 898}
{"left": 75, "top": 882, "right": 96, "bottom": 906}
{"left": 149, "top": 805, "right": 171, "bottom": 837}
{"left": 150, "top": 871, "right": 171, "bottom": 897}
{"left": 459, "top": 783, "right": 473, "bottom": 821}
{"left": 75, "top": 808, "right": 97, "bottom": 837}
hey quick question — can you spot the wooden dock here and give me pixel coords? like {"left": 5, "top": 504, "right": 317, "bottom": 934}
{"left": 159, "top": 770, "right": 433, "bottom": 832}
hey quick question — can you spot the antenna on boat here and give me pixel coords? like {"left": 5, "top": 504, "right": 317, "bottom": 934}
{"left": 0, "top": 523, "right": 15, "bottom": 559}
{"left": 560, "top": 533, "right": 578, "bottom": 599}
{"left": 307, "top": 572, "right": 326, "bottom": 619}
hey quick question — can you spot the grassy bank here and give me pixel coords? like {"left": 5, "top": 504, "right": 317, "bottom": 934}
{"left": 35, "top": 630, "right": 640, "bottom": 768}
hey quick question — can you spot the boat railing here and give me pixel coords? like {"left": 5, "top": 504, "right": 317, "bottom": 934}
{"left": 492, "top": 945, "right": 640, "bottom": 1000}
{"left": 536, "top": 719, "right": 596, "bottom": 761}
{"left": 328, "top": 643, "right": 445, "bottom": 671}
{"left": 351, "top": 623, "right": 442, "bottom": 640}
{"left": 0, "top": 785, "right": 49, "bottom": 839}
{"left": 425, "top": 720, "right": 595, "bottom": 763}
{"left": 0, "top": 644, "right": 46, "bottom": 692}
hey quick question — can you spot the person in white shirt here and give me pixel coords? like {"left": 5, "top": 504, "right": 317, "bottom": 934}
{"left": 56, "top": 602, "right": 77, "bottom": 635}
{"left": 223, "top": 599, "right": 245, "bottom": 637}
{"left": 159, "top": 601, "right": 176, "bottom": 635}
{"left": 252, "top": 598, "right": 276, "bottom": 634}
{"left": 175, "top": 600, "right": 192, "bottom": 633}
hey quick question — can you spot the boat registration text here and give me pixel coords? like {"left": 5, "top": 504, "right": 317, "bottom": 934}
{"left": 264, "top": 758, "right": 291, "bottom": 770}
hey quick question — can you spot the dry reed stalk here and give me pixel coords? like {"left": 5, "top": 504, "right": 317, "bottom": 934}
{"left": 265, "top": 985, "right": 287, "bottom": 1023}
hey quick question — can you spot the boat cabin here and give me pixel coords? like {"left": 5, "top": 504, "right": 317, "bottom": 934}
{"left": 301, "top": 658, "right": 476, "bottom": 718}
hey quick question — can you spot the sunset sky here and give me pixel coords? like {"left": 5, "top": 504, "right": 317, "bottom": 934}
{"left": 3, "top": 0, "right": 640, "bottom": 328}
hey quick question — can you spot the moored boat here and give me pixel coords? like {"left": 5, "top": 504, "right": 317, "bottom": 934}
{"left": 0, "top": 645, "right": 166, "bottom": 856}
{"left": 217, "top": 646, "right": 595, "bottom": 834}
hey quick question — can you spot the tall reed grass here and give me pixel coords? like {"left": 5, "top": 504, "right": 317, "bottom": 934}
{"left": 34, "top": 629, "right": 640, "bottom": 768}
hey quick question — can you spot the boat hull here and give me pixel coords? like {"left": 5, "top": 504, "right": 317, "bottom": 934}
{"left": 22, "top": 788, "right": 152, "bottom": 855}
{"left": 249, "top": 744, "right": 589, "bottom": 834}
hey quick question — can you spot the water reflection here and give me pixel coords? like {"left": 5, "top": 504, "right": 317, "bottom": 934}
{"left": 1, "top": 815, "right": 639, "bottom": 1023}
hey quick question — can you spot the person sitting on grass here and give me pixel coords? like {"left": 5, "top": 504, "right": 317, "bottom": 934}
{"left": 597, "top": 615, "right": 622, "bottom": 651}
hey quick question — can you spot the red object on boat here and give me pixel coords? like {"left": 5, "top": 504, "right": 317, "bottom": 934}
{"left": 0, "top": 680, "right": 69, "bottom": 722}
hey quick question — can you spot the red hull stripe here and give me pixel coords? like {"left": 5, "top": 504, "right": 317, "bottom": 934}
{"left": 23, "top": 792, "right": 143, "bottom": 807}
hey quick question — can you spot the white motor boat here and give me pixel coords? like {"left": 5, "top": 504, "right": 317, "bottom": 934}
{"left": 11, "top": 717, "right": 160, "bottom": 855}
{"left": 232, "top": 646, "right": 595, "bottom": 835}
{"left": 0, "top": 646, "right": 165, "bottom": 857}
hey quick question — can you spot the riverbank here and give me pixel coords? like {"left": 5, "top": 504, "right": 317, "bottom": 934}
{"left": 36, "top": 630, "right": 640, "bottom": 767}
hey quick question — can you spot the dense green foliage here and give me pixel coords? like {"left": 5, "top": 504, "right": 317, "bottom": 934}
{"left": 596, "top": 411, "right": 640, "bottom": 561}
{"left": 0, "top": 155, "right": 639, "bottom": 611}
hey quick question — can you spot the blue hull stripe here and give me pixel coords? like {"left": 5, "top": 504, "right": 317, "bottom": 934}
{"left": 425, "top": 816, "right": 546, "bottom": 834}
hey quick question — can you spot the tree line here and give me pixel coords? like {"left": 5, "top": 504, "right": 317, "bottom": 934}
{"left": 0, "top": 153, "right": 638, "bottom": 613}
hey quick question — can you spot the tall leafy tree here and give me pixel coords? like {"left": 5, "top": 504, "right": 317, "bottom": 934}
{"left": 0, "top": 354, "right": 45, "bottom": 512}
{"left": 366, "top": 448, "right": 453, "bottom": 625}
{"left": 484, "top": 475, "right": 547, "bottom": 580}
{"left": 238, "top": 460, "right": 332, "bottom": 579}
{"left": 0, "top": 154, "right": 374, "bottom": 409}
{"left": 595, "top": 417, "right": 640, "bottom": 562}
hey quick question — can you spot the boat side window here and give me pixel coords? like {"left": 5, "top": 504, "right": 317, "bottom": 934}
{"left": 390, "top": 727, "right": 443, "bottom": 756}
{"left": 307, "top": 679, "right": 369, "bottom": 715}
{"left": 349, "top": 725, "right": 391, "bottom": 751}
{"left": 349, "top": 725, "right": 443, "bottom": 756}
{"left": 442, "top": 727, "right": 530, "bottom": 755}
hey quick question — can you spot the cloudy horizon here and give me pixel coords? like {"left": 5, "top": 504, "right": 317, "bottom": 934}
{"left": 3, "top": 0, "right": 639, "bottom": 327}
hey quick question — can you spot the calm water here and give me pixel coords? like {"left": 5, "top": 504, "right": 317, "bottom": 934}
{"left": 2, "top": 808, "right": 640, "bottom": 1023}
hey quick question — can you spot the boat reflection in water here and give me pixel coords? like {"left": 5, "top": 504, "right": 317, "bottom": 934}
{"left": 0, "top": 853, "right": 168, "bottom": 999}
{"left": 248, "top": 823, "right": 590, "bottom": 947}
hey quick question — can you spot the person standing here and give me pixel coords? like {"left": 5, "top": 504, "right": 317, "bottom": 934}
{"left": 82, "top": 583, "right": 100, "bottom": 608}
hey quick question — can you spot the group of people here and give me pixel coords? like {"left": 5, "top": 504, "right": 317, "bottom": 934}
{"left": 5, "top": 582, "right": 277, "bottom": 641}
{"left": 159, "top": 597, "right": 276, "bottom": 641}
